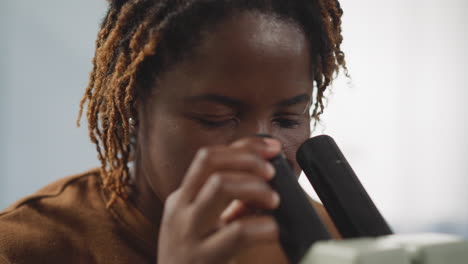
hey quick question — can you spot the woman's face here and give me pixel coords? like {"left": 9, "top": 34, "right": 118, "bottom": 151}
{"left": 137, "top": 11, "right": 313, "bottom": 200}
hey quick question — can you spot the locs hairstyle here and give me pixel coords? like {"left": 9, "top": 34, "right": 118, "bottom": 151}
{"left": 77, "top": 0, "right": 348, "bottom": 206}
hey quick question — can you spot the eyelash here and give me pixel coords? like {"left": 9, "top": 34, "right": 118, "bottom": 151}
{"left": 195, "top": 117, "right": 301, "bottom": 129}
{"left": 196, "top": 118, "right": 237, "bottom": 128}
{"left": 273, "top": 118, "right": 301, "bottom": 129}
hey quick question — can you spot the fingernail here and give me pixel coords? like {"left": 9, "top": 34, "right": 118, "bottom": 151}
{"left": 271, "top": 192, "right": 280, "bottom": 208}
{"left": 265, "top": 162, "right": 275, "bottom": 179}
{"left": 262, "top": 138, "right": 281, "bottom": 152}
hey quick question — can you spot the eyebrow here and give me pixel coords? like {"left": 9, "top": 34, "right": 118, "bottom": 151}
{"left": 275, "top": 93, "right": 311, "bottom": 108}
{"left": 184, "top": 94, "right": 247, "bottom": 108}
{"left": 183, "top": 93, "right": 311, "bottom": 108}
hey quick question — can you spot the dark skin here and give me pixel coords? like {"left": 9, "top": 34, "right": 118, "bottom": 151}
{"left": 131, "top": 11, "right": 313, "bottom": 264}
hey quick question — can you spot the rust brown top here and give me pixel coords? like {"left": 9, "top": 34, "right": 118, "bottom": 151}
{"left": 0, "top": 169, "right": 340, "bottom": 264}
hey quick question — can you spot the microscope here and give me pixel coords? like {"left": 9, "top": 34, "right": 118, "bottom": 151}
{"left": 264, "top": 135, "right": 468, "bottom": 264}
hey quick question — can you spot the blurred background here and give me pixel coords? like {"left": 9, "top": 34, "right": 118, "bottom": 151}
{"left": 1, "top": 0, "right": 467, "bottom": 238}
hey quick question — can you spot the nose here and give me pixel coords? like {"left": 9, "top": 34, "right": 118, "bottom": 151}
{"left": 234, "top": 118, "right": 272, "bottom": 140}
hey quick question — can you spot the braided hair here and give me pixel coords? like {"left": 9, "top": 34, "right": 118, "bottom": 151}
{"left": 77, "top": 0, "right": 348, "bottom": 206}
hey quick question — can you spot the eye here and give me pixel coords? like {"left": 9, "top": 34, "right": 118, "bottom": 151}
{"left": 196, "top": 118, "right": 237, "bottom": 128}
{"left": 187, "top": 113, "right": 240, "bottom": 129}
{"left": 273, "top": 116, "right": 302, "bottom": 129}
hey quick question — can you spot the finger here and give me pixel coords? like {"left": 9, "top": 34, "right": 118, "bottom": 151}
{"left": 200, "top": 216, "right": 279, "bottom": 263}
{"left": 220, "top": 200, "right": 265, "bottom": 224}
{"left": 180, "top": 144, "right": 277, "bottom": 202}
{"left": 190, "top": 171, "right": 280, "bottom": 235}
{"left": 220, "top": 200, "right": 249, "bottom": 224}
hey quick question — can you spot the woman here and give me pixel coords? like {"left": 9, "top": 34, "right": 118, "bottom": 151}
{"left": 0, "top": 0, "right": 347, "bottom": 263}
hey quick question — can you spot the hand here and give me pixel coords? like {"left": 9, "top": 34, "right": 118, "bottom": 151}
{"left": 157, "top": 137, "right": 282, "bottom": 264}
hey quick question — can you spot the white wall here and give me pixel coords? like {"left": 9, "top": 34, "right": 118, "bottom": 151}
{"left": 0, "top": 0, "right": 106, "bottom": 207}
{"left": 1, "top": 0, "right": 467, "bottom": 237}
{"left": 300, "top": 0, "right": 468, "bottom": 237}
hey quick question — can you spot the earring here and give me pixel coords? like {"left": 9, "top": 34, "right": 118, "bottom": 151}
{"left": 129, "top": 117, "right": 137, "bottom": 145}
{"left": 129, "top": 117, "right": 137, "bottom": 127}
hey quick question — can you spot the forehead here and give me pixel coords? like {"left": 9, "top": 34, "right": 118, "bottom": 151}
{"left": 197, "top": 11, "right": 308, "bottom": 65}
{"left": 155, "top": 11, "right": 313, "bottom": 103}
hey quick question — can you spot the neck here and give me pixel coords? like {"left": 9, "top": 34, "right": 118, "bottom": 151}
{"left": 129, "top": 162, "right": 164, "bottom": 230}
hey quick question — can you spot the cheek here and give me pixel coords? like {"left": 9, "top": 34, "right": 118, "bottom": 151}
{"left": 145, "top": 121, "right": 196, "bottom": 198}
{"left": 143, "top": 114, "right": 231, "bottom": 198}
{"left": 274, "top": 125, "right": 311, "bottom": 178}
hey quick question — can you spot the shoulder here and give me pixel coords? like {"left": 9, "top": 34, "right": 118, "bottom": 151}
{"left": 309, "top": 198, "right": 342, "bottom": 239}
{"left": 2, "top": 168, "right": 102, "bottom": 213}
{"left": 0, "top": 169, "right": 104, "bottom": 263}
